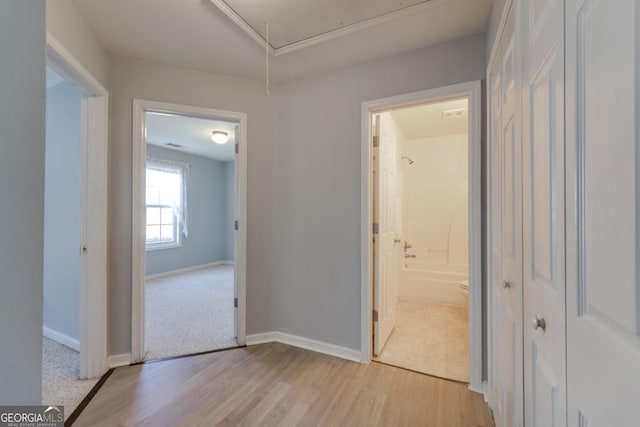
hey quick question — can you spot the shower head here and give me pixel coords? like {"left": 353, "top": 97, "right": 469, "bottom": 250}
{"left": 402, "top": 156, "right": 415, "bottom": 165}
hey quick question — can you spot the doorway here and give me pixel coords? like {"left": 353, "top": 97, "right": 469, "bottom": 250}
{"left": 361, "top": 81, "right": 483, "bottom": 390}
{"left": 131, "top": 100, "right": 247, "bottom": 362}
{"left": 42, "top": 34, "right": 109, "bottom": 417}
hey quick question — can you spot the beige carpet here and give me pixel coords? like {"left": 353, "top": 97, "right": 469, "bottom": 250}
{"left": 374, "top": 300, "right": 469, "bottom": 382}
{"left": 42, "top": 337, "right": 99, "bottom": 420}
{"left": 144, "top": 264, "right": 237, "bottom": 360}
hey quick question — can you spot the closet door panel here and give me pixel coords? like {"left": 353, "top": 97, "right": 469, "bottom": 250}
{"left": 489, "top": 61, "right": 504, "bottom": 421}
{"left": 566, "top": 0, "right": 640, "bottom": 425}
{"left": 499, "top": 5, "right": 524, "bottom": 426}
{"left": 522, "top": 0, "right": 567, "bottom": 425}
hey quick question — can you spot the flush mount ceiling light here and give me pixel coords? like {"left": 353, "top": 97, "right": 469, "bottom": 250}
{"left": 211, "top": 130, "right": 229, "bottom": 144}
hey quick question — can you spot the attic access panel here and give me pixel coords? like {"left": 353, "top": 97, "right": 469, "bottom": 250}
{"left": 213, "top": 0, "right": 433, "bottom": 53}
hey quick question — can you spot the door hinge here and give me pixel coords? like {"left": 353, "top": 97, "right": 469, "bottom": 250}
{"left": 372, "top": 223, "right": 379, "bottom": 234}
{"left": 372, "top": 310, "right": 378, "bottom": 322}
{"left": 235, "top": 143, "right": 239, "bottom": 154}
{"left": 234, "top": 297, "right": 238, "bottom": 308}
{"left": 234, "top": 220, "right": 239, "bottom": 231}
{"left": 372, "top": 135, "right": 379, "bottom": 147}
{"left": 80, "top": 245, "right": 88, "bottom": 255}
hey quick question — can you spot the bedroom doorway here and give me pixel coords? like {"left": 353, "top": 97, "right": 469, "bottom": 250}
{"left": 131, "top": 100, "right": 247, "bottom": 362}
{"left": 42, "top": 34, "right": 109, "bottom": 419}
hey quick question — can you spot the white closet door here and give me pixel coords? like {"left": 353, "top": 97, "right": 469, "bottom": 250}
{"left": 521, "top": 0, "right": 567, "bottom": 425}
{"left": 497, "top": 5, "right": 524, "bottom": 426}
{"left": 566, "top": 0, "right": 640, "bottom": 425}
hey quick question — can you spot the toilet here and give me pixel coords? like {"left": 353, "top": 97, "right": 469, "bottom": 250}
{"left": 458, "top": 280, "right": 469, "bottom": 302}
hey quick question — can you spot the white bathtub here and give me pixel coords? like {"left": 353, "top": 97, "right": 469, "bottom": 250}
{"left": 399, "top": 260, "right": 468, "bottom": 306}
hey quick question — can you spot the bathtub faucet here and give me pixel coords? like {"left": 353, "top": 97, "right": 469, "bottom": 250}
{"left": 404, "top": 254, "right": 416, "bottom": 258}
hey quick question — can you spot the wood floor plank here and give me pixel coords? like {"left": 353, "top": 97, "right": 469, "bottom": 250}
{"left": 72, "top": 343, "right": 494, "bottom": 427}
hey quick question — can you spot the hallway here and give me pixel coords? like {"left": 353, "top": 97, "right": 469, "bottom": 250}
{"left": 72, "top": 343, "right": 493, "bottom": 426}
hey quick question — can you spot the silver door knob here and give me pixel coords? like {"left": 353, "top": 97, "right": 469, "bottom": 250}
{"left": 503, "top": 280, "right": 511, "bottom": 289}
{"left": 532, "top": 316, "right": 546, "bottom": 331}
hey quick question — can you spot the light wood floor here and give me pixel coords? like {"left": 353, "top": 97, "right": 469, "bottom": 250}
{"left": 73, "top": 343, "right": 494, "bottom": 427}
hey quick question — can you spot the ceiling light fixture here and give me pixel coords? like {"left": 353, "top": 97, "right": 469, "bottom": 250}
{"left": 211, "top": 130, "right": 229, "bottom": 144}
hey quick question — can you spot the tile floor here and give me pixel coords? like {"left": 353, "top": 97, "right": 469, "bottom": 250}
{"left": 374, "top": 300, "right": 469, "bottom": 382}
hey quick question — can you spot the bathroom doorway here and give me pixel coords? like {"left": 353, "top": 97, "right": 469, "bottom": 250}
{"left": 361, "top": 82, "right": 482, "bottom": 388}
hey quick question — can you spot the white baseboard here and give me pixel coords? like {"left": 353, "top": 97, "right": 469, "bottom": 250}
{"left": 107, "top": 353, "right": 131, "bottom": 368}
{"left": 145, "top": 260, "right": 234, "bottom": 280}
{"left": 246, "top": 332, "right": 278, "bottom": 345}
{"left": 467, "top": 380, "right": 490, "bottom": 406}
{"left": 43, "top": 326, "right": 80, "bottom": 352}
{"left": 246, "top": 331, "right": 361, "bottom": 363}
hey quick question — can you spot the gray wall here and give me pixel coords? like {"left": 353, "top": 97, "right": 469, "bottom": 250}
{"left": 0, "top": 0, "right": 46, "bottom": 404}
{"left": 223, "top": 161, "right": 235, "bottom": 261}
{"left": 43, "top": 81, "right": 83, "bottom": 342}
{"left": 108, "top": 59, "right": 278, "bottom": 355}
{"left": 107, "top": 35, "right": 487, "bottom": 357}
{"left": 272, "top": 34, "right": 487, "bottom": 351}
{"left": 145, "top": 145, "right": 234, "bottom": 275}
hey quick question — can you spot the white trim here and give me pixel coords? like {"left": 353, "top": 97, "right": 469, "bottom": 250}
{"left": 131, "top": 100, "right": 248, "bottom": 363}
{"left": 107, "top": 353, "right": 131, "bottom": 369}
{"left": 487, "top": 0, "right": 515, "bottom": 72}
{"left": 209, "top": 0, "right": 452, "bottom": 56}
{"left": 46, "top": 33, "right": 109, "bottom": 381}
{"left": 145, "top": 240, "right": 182, "bottom": 251}
{"left": 245, "top": 332, "right": 279, "bottom": 345}
{"left": 145, "top": 261, "right": 234, "bottom": 281}
{"left": 360, "top": 81, "right": 484, "bottom": 392}
{"left": 43, "top": 327, "right": 80, "bottom": 352}
{"left": 208, "top": 0, "right": 275, "bottom": 55}
{"left": 482, "top": 380, "right": 490, "bottom": 402}
{"left": 246, "top": 332, "right": 361, "bottom": 363}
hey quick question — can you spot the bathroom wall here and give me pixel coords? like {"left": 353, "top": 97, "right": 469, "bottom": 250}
{"left": 401, "top": 133, "right": 469, "bottom": 268}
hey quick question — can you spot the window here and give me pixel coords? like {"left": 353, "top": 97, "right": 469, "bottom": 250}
{"left": 146, "top": 158, "right": 188, "bottom": 249}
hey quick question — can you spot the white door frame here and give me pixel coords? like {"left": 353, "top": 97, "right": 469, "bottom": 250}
{"left": 131, "top": 99, "right": 248, "bottom": 363}
{"left": 45, "top": 33, "right": 109, "bottom": 379}
{"left": 360, "top": 81, "right": 483, "bottom": 392}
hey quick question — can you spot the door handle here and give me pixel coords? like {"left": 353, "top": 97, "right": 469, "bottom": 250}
{"left": 503, "top": 280, "right": 511, "bottom": 289}
{"left": 532, "top": 316, "right": 546, "bottom": 332}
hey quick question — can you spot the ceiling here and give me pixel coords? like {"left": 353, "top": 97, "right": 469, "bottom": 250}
{"left": 390, "top": 98, "right": 468, "bottom": 139}
{"left": 145, "top": 112, "right": 237, "bottom": 161}
{"left": 72, "top": 0, "right": 492, "bottom": 82}
{"left": 217, "top": 0, "right": 433, "bottom": 51}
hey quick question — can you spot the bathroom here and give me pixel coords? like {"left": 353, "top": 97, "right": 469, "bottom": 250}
{"left": 373, "top": 97, "right": 470, "bottom": 383}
